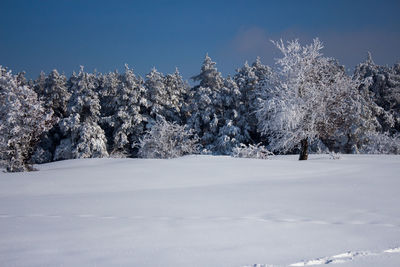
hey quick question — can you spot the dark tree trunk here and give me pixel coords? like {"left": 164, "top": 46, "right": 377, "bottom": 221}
{"left": 299, "top": 138, "right": 308, "bottom": 161}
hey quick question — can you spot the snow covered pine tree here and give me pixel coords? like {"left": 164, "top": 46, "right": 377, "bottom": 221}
{"left": 99, "top": 65, "right": 147, "bottom": 156}
{"left": 0, "top": 66, "right": 55, "bottom": 172}
{"left": 31, "top": 69, "right": 71, "bottom": 163}
{"left": 188, "top": 54, "right": 227, "bottom": 153}
{"left": 354, "top": 52, "right": 399, "bottom": 133}
{"left": 234, "top": 58, "right": 273, "bottom": 144}
{"left": 54, "top": 66, "right": 108, "bottom": 160}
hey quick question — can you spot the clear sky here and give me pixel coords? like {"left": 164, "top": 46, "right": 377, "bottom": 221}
{"left": 1, "top": 0, "right": 400, "bottom": 80}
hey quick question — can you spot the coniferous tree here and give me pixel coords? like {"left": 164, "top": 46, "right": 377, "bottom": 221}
{"left": 44, "top": 70, "right": 70, "bottom": 118}
{"left": 187, "top": 54, "right": 225, "bottom": 152}
{"left": 54, "top": 66, "right": 108, "bottom": 160}
{"left": 354, "top": 53, "right": 399, "bottom": 133}
{"left": 31, "top": 70, "right": 71, "bottom": 163}
{"left": 163, "top": 68, "right": 189, "bottom": 124}
{"left": 214, "top": 75, "right": 244, "bottom": 154}
{"left": 234, "top": 58, "right": 274, "bottom": 144}
{"left": 99, "top": 65, "right": 148, "bottom": 156}
{"left": 33, "top": 71, "right": 46, "bottom": 97}
{"left": 144, "top": 67, "right": 168, "bottom": 125}
{"left": 0, "top": 66, "right": 55, "bottom": 171}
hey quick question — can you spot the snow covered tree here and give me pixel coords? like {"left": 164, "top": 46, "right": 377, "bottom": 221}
{"left": 138, "top": 118, "right": 199, "bottom": 158}
{"left": 144, "top": 67, "right": 168, "bottom": 124}
{"left": 234, "top": 58, "right": 274, "bottom": 144}
{"left": 40, "top": 69, "right": 70, "bottom": 118}
{"left": 33, "top": 71, "right": 46, "bottom": 96}
{"left": 359, "top": 132, "right": 400, "bottom": 154}
{"left": 99, "top": 65, "right": 148, "bottom": 156}
{"left": 214, "top": 75, "right": 244, "bottom": 154}
{"left": 54, "top": 66, "right": 108, "bottom": 160}
{"left": 321, "top": 64, "right": 385, "bottom": 153}
{"left": 31, "top": 70, "right": 71, "bottom": 163}
{"left": 257, "top": 39, "right": 383, "bottom": 160}
{"left": 143, "top": 67, "right": 189, "bottom": 127}
{"left": 163, "top": 68, "right": 189, "bottom": 124}
{"left": 354, "top": 53, "right": 399, "bottom": 133}
{"left": 0, "top": 66, "right": 55, "bottom": 171}
{"left": 232, "top": 143, "right": 273, "bottom": 159}
{"left": 187, "top": 55, "right": 248, "bottom": 154}
{"left": 54, "top": 114, "right": 109, "bottom": 160}
{"left": 234, "top": 62, "right": 257, "bottom": 143}
{"left": 187, "top": 54, "right": 225, "bottom": 152}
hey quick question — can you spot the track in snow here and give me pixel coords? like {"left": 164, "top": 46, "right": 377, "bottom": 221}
{"left": 243, "top": 247, "right": 400, "bottom": 267}
{"left": 1, "top": 212, "right": 399, "bottom": 228}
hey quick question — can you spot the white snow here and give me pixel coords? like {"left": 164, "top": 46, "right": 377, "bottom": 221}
{"left": 0, "top": 154, "right": 400, "bottom": 267}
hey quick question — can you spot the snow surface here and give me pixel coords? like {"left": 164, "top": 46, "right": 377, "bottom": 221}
{"left": 0, "top": 154, "right": 399, "bottom": 267}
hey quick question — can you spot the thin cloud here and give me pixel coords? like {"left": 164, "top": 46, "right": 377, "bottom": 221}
{"left": 218, "top": 26, "right": 400, "bottom": 75}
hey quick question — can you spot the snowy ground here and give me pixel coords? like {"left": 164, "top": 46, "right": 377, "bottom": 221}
{"left": 0, "top": 155, "right": 400, "bottom": 267}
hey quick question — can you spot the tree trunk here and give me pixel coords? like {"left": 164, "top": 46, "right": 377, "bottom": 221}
{"left": 299, "top": 138, "right": 308, "bottom": 161}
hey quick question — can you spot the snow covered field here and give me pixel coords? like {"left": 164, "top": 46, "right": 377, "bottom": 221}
{"left": 0, "top": 155, "right": 400, "bottom": 267}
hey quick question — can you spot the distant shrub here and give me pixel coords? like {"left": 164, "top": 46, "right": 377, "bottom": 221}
{"left": 329, "top": 151, "right": 341, "bottom": 160}
{"left": 138, "top": 119, "right": 199, "bottom": 159}
{"left": 232, "top": 143, "right": 273, "bottom": 159}
{"left": 359, "top": 132, "right": 400, "bottom": 154}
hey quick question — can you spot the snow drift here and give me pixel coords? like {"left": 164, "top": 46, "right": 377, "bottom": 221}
{"left": 0, "top": 155, "right": 400, "bottom": 266}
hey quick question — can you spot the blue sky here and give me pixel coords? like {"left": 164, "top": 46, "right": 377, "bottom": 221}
{"left": 1, "top": 0, "right": 400, "bottom": 80}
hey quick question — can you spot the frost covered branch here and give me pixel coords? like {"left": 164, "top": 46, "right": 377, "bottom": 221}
{"left": 138, "top": 119, "right": 199, "bottom": 159}
{"left": 232, "top": 143, "right": 273, "bottom": 159}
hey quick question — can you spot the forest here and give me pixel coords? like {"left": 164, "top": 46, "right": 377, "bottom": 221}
{"left": 1, "top": 38, "right": 399, "bottom": 172}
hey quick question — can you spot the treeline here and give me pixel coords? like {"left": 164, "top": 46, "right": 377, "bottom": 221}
{"left": 1, "top": 39, "right": 399, "bottom": 172}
